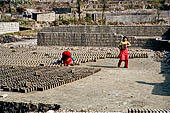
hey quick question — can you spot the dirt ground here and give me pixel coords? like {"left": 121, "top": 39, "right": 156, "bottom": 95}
{"left": 0, "top": 57, "right": 170, "bottom": 112}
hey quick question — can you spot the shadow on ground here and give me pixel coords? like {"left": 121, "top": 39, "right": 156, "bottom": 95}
{"left": 136, "top": 61, "right": 170, "bottom": 96}
{"left": 162, "top": 28, "right": 170, "bottom": 40}
{"left": 88, "top": 65, "right": 117, "bottom": 68}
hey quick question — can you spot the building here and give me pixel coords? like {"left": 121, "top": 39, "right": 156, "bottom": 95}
{"left": 53, "top": 8, "right": 72, "bottom": 14}
{"left": 32, "top": 12, "right": 55, "bottom": 22}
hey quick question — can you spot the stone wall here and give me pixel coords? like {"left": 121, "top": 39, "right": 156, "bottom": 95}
{"left": 106, "top": 15, "right": 155, "bottom": 23}
{"left": 0, "top": 22, "right": 19, "bottom": 35}
{"left": 38, "top": 25, "right": 170, "bottom": 49}
{"left": 32, "top": 12, "right": 55, "bottom": 22}
{"left": 106, "top": 10, "right": 170, "bottom": 23}
{"left": 41, "top": 25, "right": 170, "bottom": 36}
{"left": 37, "top": 32, "right": 158, "bottom": 49}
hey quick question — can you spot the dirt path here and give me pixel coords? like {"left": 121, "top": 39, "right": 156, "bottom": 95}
{"left": 0, "top": 58, "right": 170, "bottom": 112}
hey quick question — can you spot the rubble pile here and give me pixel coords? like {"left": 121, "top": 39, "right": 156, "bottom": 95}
{"left": 153, "top": 51, "right": 169, "bottom": 62}
{"left": 0, "top": 35, "right": 22, "bottom": 43}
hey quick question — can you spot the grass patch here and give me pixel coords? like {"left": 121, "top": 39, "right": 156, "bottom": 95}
{"left": 0, "top": 30, "right": 37, "bottom": 37}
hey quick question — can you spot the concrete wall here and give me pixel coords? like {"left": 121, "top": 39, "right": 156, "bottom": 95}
{"left": 32, "top": 12, "right": 55, "bottom": 22}
{"left": 42, "top": 25, "right": 170, "bottom": 36}
{"left": 0, "top": 22, "right": 19, "bottom": 35}
{"left": 106, "top": 11, "right": 170, "bottom": 23}
{"left": 106, "top": 15, "right": 156, "bottom": 23}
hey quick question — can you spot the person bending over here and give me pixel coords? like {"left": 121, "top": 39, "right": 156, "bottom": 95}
{"left": 61, "top": 51, "right": 75, "bottom": 66}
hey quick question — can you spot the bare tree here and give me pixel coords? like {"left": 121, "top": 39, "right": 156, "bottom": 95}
{"left": 77, "top": 0, "right": 83, "bottom": 21}
{"left": 101, "top": 0, "right": 106, "bottom": 25}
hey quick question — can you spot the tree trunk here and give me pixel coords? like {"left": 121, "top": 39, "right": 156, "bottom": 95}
{"left": 78, "top": 2, "right": 81, "bottom": 22}
{"left": 157, "top": 9, "right": 160, "bottom": 20}
{"left": 101, "top": 0, "right": 106, "bottom": 25}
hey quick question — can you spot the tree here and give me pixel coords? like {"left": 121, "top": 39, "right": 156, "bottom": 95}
{"left": 77, "top": 0, "right": 84, "bottom": 22}
{"left": 101, "top": 0, "right": 106, "bottom": 25}
{"left": 16, "top": 6, "right": 26, "bottom": 14}
{"left": 149, "top": 0, "right": 163, "bottom": 20}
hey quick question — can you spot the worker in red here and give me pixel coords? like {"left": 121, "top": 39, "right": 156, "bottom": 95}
{"left": 61, "top": 51, "right": 75, "bottom": 66}
{"left": 118, "top": 36, "right": 131, "bottom": 68}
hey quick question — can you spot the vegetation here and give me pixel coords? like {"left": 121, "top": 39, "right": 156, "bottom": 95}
{"left": 77, "top": 0, "right": 83, "bottom": 22}
{"left": 85, "top": 13, "right": 92, "bottom": 24}
{"left": 148, "top": 0, "right": 163, "bottom": 20}
{"left": 0, "top": 30, "right": 37, "bottom": 37}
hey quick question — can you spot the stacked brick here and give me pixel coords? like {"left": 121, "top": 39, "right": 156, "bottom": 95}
{"left": 0, "top": 101, "right": 60, "bottom": 112}
{"left": 0, "top": 66, "right": 101, "bottom": 93}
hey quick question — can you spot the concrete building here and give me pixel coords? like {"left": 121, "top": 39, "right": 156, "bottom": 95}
{"left": 32, "top": 12, "right": 55, "bottom": 22}
{"left": 0, "top": 22, "right": 19, "bottom": 35}
{"left": 53, "top": 8, "right": 72, "bottom": 14}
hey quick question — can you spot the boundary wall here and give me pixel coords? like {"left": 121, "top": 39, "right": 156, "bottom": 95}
{"left": 0, "top": 22, "right": 19, "bottom": 35}
{"left": 38, "top": 25, "right": 170, "bottom": 49}
{"left": 41, "top": 25, "right": 170, "bottom": 37}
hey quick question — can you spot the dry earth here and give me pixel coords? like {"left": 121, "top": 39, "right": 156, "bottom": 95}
{"left": 0, "top": 57, "right": 170, "bottom": 112}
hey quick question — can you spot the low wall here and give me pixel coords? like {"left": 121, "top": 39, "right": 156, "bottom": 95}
{"left": 106, "top": 15, "right": 155, "bottom": 23}
{"left": 37, "top": 32, "right": 158, "bottom": 49}
{"left": 41, "top": 25, "right": 170, "bottom": 37}
{"left": 0, "top": 22, "right": 19, "bottom": 35}
{"left": 106, "top": 10, "right": 170, "bottom": 23}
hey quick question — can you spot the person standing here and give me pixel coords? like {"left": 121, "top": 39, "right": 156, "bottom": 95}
{"left": 118, "top": 36, "right": 131, "bottom": 68}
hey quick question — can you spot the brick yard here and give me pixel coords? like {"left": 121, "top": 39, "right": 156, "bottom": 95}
{"left": 0, "top": 57, "right": 170, "bottom": 112}
{"left": 0, "top": 40, "right": 170, "bottom": 112}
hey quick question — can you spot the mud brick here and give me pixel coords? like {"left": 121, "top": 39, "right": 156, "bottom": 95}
{"left": 3, "top": 87, "right": 11, "bottom": 91}
{"left": 37, "top": 87, "right": 44, "bottom": 91}
{"left": 70, "top": 68, "right": 75, "bottom": 73}
{"left": 20, "top": 88, "right": 27, "bottom": 93}
{"left": 25, "top": 82, "right": 31, "bottom": 87}
{"left": 12, "top": 88, "right": 19, "bottom": 92}
{"left": 39, "top": 63, "right": 45, "bottom": 66}
{"left": 34, "top": 71, "right": 42, "bottom": 76}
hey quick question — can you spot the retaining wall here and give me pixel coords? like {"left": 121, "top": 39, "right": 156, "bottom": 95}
{"left": 41, "top": 25, "right": 170, "bottom": 37}
{"left": 106, "top": 15, "right": 155, "bottom": 23}
{"left": 106, "top": 10, "right": 170, "bottom": 23}
{"left": 37, "top": 32, "right": 158, "bottom": 49}
{"left": 38, "top": 25, "right": 170, "bottom": 49}
{"left": 0, "top": 22, "right": 19, "bottom": 35}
